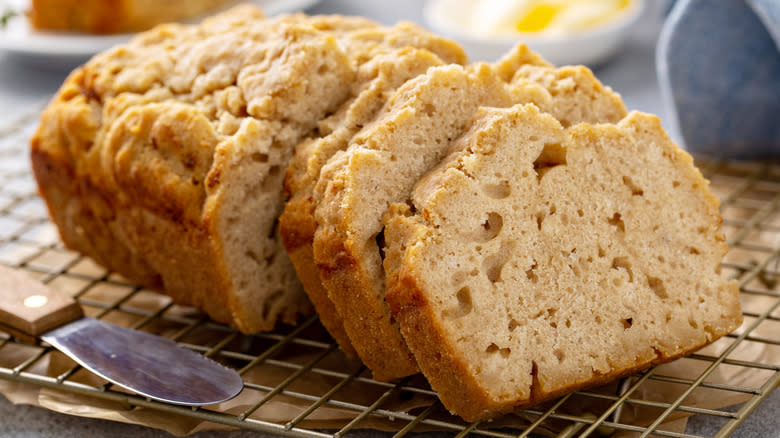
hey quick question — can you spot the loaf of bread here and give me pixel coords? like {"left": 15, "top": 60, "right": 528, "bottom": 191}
{"left": 29, "top": 0, "right": 239, "bottom": 34}
{"left": 31, "top": 5, "right": 466, "bottom": 334}
{"left": 306, "top": 52, "right": 627, "bottom": 381}
{"left": 383, "top": 104, "right": 742, "bottom": 420}
{"left": 31, "top": 4, "right": 742, "bottom": 422}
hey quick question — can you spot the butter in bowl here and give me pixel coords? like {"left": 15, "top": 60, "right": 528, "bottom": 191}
{"left": 423, "top": 0, "right": 646, "bottom": 64}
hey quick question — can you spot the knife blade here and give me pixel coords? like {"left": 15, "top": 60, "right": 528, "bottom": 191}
{"left": 0, "top": 265, "right": 243, "bottom": 406}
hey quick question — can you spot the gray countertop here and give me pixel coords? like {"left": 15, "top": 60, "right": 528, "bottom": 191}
{"left": 0, "top": 1, "right": 776, "bottom": 437}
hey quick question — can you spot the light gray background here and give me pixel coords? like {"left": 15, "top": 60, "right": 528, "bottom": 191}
{"left": 0, "top": 0, "right": 776, "bottom": 436}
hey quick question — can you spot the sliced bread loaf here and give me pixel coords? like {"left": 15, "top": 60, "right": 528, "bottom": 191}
{"left": 383, "top": 104, "right": 742, "bottom": 421}
{"left": 309, "top": 47, "right": 630, "bottom": 380}
{"left": 31, "top": 5, "right": 466, "bottom": 333}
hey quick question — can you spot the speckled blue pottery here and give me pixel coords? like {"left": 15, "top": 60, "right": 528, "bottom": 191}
{"left": 657, "top": 0, "right": 780, "bottom": 159}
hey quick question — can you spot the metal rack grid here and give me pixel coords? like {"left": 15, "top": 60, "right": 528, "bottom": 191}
{"left": 0, "top": 113, "right": 777, "bottom": 438}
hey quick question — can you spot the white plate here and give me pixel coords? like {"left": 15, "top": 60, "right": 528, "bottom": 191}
{"left": 0, "top": 0, "right": 321, "bottom": 59}
{"left": 423, "top": 0, "right": 646, "bottom": 65}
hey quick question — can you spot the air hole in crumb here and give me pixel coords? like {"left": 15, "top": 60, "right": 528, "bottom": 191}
{"left": 622, "top": 318, "right": 633, "bottom": 329}
{"left": 688, "top": 317, "right": 698, "bottom": 329}
{"left": 535, "top": 212, "right": 545, "bottom": 230}
{"left": 245, "top": 250, "right": 262, "bottom": 266}
{"left": 611, "top": 257, "right": 634, "bottom": 282}
{"left": 673, "top": 181, "right": 681, "bottom": 188}
{"left": 261, "top": 290, "right": 284, "bottom": 320}
{"left": 261, "top": 166, "right": 282, "bottom": 191}
{"left": 476, "top": 212, "right": 503, "bottom": 242}
{"left": 577, "top": 209, "right": 584, "bottom": 217}
{"left": 598, "top": 245, "right": 606, "bottom": 258}
{"left": 533, "top": 142, "right": 567, "bottom": 180}
{"left": 648, "top": 276, "right": 668, "bottom": 299}
{"left": 509, "top": 319, "right": 520, "bottom": 331}
{"left": 483, "top": 241, "right": 514, "bottom": 283}
{"left": 482, "top": 181, "right": 511, "bottom": 199}
{"left": 422, "top": 103, "right": 436, "bottom": 117}
{"left": 595, "top": 315, "right": 602, "bottom": 324}
{"left": 608, "top": 212, "right": 625, "bottom": 232}
{"left": 687, "top": 246, "right": 701, "bottom": 255}
{"left": 554, "top": 349, "right": 564, "bottom": 362}
{"left": 565, "top": 319, "right": 572, "bottom": 328}
{"left": 251, "top": 152, "right": 269, "bottom": 163}
{"left": 485, "top": 343, "right": 511, "bottom": 357}
{"left": 622, "top": 176, "right": 644, "bottom": 196}
{"left": 444, "top": 287, "right": 472, "bottom": 319}
{"left": 525, "top": 261, "right": 539, "bottom": 283}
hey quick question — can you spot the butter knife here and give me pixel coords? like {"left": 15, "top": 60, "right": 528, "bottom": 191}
{"left": 0, "top": 265, "right": 243, "bottom": 406}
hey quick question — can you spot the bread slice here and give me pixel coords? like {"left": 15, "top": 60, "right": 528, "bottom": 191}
{"left": 280, "top": 48, "right": 460, "bottom": 356}
{"left": 383, "top": 104, "right": 742, "bottom": 421}
{"left": 30, "top": 5, "right": 465, "bottom": 334}
{"left": 309, "top": 48, "right": 629, "bottom": 381}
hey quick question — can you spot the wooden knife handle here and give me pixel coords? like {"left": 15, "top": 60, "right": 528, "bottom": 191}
{"left": 0, "top": 265, "right": 83, "bottom": 337}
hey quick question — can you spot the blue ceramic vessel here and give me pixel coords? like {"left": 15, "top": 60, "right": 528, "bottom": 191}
{"left": 657, "top": 0, "right": 780, "bottom": 159}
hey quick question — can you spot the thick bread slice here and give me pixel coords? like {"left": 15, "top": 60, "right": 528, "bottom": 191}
{"left": 310, "top": 50, "right": 630, "bottom": 381}
{"left": 311, "top": 64, "right": 553, "bottom": 380}
{"left": 281, "top": 48, "right": 458, "bottom": 356}
{"left": 30, "top": 5, "right": 465, "bottom": 334}
{"left": 383, "top": 104, "right": 742, "bottom": 421}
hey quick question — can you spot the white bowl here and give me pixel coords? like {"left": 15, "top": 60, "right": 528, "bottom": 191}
{"left": 423, "top": 0, "right": 646, "bottom": 65}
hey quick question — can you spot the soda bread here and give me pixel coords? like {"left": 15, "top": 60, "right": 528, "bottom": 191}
{"left": 309, "top": 58, "right": 627, "bottom": 381}
{"left": 30, "top": 5, "right": 742, "bottom": 420}
{"left": 383, "top": 104, "right": 743, "bottom": 420}
{"left": 30, "top": 5, "right": 466, "bottom": 333}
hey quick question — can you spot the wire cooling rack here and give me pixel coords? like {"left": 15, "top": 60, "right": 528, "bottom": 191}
{"left": 0, "top": 113, "right": 777, "bottom": 438}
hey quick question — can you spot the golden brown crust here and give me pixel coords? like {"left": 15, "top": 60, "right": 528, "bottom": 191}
{"left": 313, "top": 222, "right": 420, "bottom": 380}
